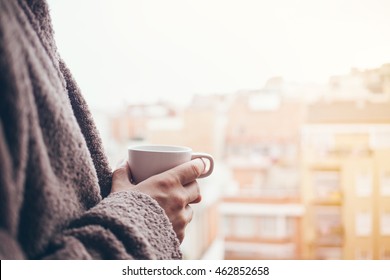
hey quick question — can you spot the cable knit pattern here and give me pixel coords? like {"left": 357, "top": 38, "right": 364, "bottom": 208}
{"left": 0, "top": 0, "right": 181, "bottom": 259}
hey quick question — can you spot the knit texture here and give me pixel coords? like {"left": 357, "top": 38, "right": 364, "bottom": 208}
{"left": 0, "top": 0, "right": 181, "bottom": 259}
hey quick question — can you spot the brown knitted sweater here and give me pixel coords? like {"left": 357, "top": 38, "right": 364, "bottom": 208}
{"left": 0, "top": 0, "right": 181, "bottom": 259}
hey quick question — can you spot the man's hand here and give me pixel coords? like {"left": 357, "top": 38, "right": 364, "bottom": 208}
{"left": 111, "top": 159, "right": 205, "bottom": 243}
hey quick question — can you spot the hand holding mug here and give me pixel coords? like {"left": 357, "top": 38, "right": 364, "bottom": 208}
{"left": 111, "top": 145, "right": 214, "bottom": 242}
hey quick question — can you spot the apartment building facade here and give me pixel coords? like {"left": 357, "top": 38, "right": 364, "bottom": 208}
{"left": 302, "top": 99, "right": 390, "bottom": 259}
{"left": 220, "top": 90, "right": 305, "bottom": 259}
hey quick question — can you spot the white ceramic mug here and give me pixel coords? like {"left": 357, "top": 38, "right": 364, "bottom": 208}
{"left": 127, "top": 145, "right": 214, "bottom": 184}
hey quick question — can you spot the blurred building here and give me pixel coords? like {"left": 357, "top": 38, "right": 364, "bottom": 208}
{"left": 302, "top": 99, "right": 390, "bottom": 259}
{"left": 147, "top": 94, "right": 227, "bottom": 157}
{"left": 220, "top": 88, "right": 305, "bottom": 259}
{"left": 108, "top": 102, "right": 178, "bottom": 166}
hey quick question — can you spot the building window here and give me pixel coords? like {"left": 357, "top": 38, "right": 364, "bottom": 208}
{"left": 370, "top": 131, "right": 390, "bottom": 149}
{"left": 258, "top": 216, "right": 276, "bottom": 238}
{"left": 315, "top": 206, "right": 342, "bottom": 245}
{"left": 381, "top": 249, "right": 390, "bottom": 260}
{"left": 286, "top": 217, "right": 296, "bottom": 237}
{"left": 355, "top": 249, "right": 371, "bottom": 260}
{"left": 380, "top": 212, "right": 390, "bottom": 236}
{"left": 355, "top": 212, "right": 372, "bottom": 236}
{"left": 380, "top": 170, "right": 390, "bottom": 196}
{"left": 316, "top": 247, "right": 342, "bottom": 260}
{"left": 222, "top": 216, "right": 232, "bottom": 237}
{"left": 234, "top": 216, "right": 256, "bottom": 238}
{"left": 355, "top": 170, "right": 372, "bottom": 197}
{"left": 312, "top": 171, "right": 341, "bottom": 200}
{"left": 258, "top": 216, "right": 293, "bottom": 239}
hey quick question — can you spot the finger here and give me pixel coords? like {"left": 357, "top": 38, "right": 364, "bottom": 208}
{"left": 167, "top": 158, "right": 205, "bottom": 186}
{"left": 175, "top": 205, "right": 194, "bottom": 243}
{"left": 183, "top": 181, "right": 202, "bottom": 204}
{"left": 185, "top": 204, "right": 194, "bottom": 224}
{"left": 112, "top": 159, "right": 133, "bottom": 185}
{"left": 191, "top": 193, "right": 202, "bottom": 204}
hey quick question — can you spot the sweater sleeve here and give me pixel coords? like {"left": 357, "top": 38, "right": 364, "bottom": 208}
{"left": 44, "top": 191, "right": 182, "bottom": 260}
{"left": 0, "top": 124, "right": 25, "bottom": 260}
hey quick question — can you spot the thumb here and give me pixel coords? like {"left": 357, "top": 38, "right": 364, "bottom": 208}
{"left": 113, "top": 159, "right": 133, "bottom": 184}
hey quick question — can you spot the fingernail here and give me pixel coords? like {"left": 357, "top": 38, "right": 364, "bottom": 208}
{"left": 199, "top": 158, "right": 207, "bottom": 173}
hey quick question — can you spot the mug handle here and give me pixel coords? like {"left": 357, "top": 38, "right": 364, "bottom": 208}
{"left": 191, "top": 153, "right": 214, "bottom": 178}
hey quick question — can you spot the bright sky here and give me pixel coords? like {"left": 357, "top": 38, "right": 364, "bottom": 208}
{"left": 48, "top": 0, "right": 390, "bottom": 108}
